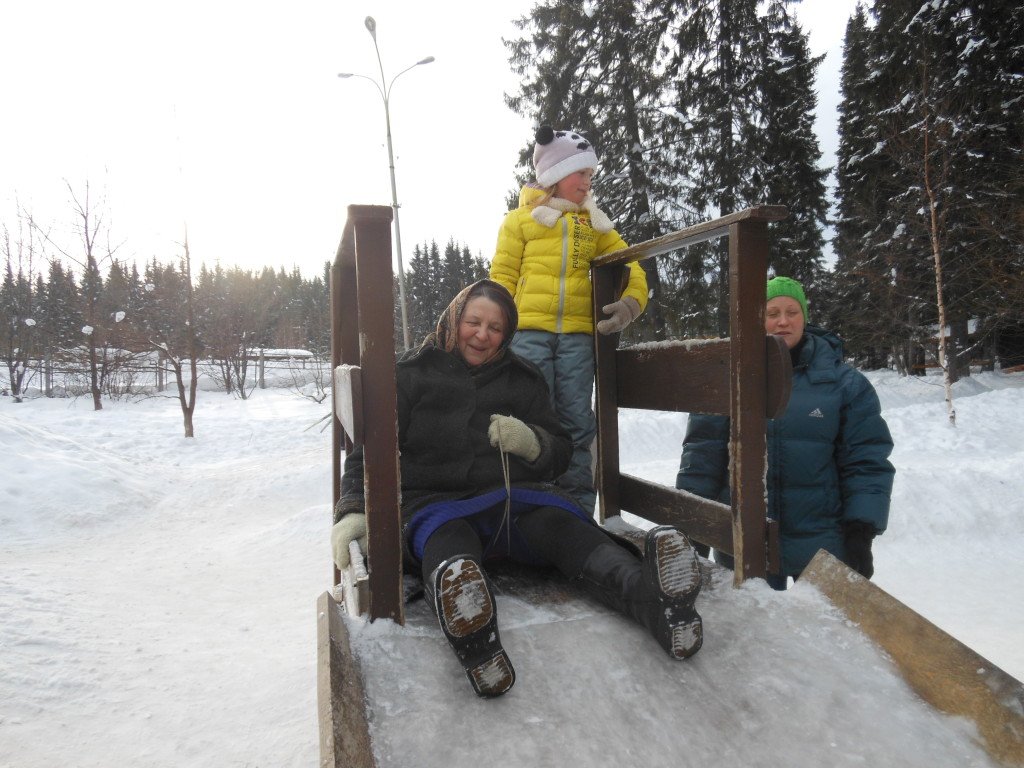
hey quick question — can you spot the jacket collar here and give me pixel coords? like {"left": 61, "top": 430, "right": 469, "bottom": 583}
{"left": 522, "top": 186, "right": 614, "bottom": 233}
{"left": 797, "top": 325, "right": 844, "bottom": 384}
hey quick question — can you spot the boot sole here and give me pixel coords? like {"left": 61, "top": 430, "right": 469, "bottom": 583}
{"left": 435, "top": 558, "right": 516, "bottom": 697}
{"left": 437, "top": 559, "right": 494, "bottom": 639}
{"left": 670, "top": 619, "right": 704, "bottom": 659}
{"left": 468, "top": 650, "right": 516, "bottom": 698}
{"left": 650, "top": 528, "right": 704, "bottom": 659}
{"left": 653, "top": 529, "right": 702, "bottom": 598}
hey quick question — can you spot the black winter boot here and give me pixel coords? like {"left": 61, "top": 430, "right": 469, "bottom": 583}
{"left": 576, "top": 526, "right": 703, "bottom": 659}
{"left": 427, "top": 555, "right": 515, "bottom": 698}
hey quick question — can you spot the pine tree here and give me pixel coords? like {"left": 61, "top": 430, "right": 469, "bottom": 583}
{"left": 40, "top": 261, "right": 81, "bottom": 355}
{"left": 661, "top": 0, "right": 764, "bottom": 334}
{"left": 756, "top": 0, "right": 829, "bottom": 287}
{"left": 947, "top": 0, "right": 1024, "bottom": 364}
{"left": 506, "top": 0, "right": 675, "bottom": 340}
{"left": 831, "top": 3, "right": 898, "bottom": 367}
{"left": 841, "top": 0, "right": 1024, "bottom": 380}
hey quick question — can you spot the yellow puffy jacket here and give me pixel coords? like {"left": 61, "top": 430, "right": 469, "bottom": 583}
{"left": 489, "top": 186, "right": 648, "bottom": 335}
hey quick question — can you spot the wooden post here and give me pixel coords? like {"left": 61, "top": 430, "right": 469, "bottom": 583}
{"left": 258, "top": 349, "right": 266, "bottom": 389}
{"left": 349, "top": 205, "right": 403, "bottom": 625}
{"left": 592, "top": 264, "right": 624, "bottom": 523}
{"left": 332, "top": 224, "right": 359, "bottom": 589}
{"left": 728, "top": 219, "right": 770, "bottom": 585}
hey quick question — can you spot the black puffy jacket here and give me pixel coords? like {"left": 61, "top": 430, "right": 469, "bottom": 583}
{"left": 337, "top": 341, "right": 573, "bottom": 525}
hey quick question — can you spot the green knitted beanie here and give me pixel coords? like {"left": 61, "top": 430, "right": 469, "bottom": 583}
{"left": 766, "top": 276, "right": 808, "bottom": 321}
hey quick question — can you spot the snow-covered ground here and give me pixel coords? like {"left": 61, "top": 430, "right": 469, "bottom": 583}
{"left": 2, "top": 368, "right": 1023, "bottom": 767}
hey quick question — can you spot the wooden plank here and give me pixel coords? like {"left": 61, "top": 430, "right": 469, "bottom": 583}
{"left": 332, "top": 213, "right": 365, "bottom": 588}
{"left": 729, "top": 219, "right": 770, "bottom": 585}
{"left": 593, "top": 264, "right": 624, "bottom": 522}
{"left": 618, "top": 474, "right": 732, "bottom": 552}
{"left": 617, "top": 476, "right": 780, "bottom": 574}
{"left": 591, "top": 206, "right": 788, "bottom": 268}
{"left": 766, "top": 519, "right": 781, "bottom": 576}
{"left": 802, "top": 551, "right": 1024, "bottom": 767}
{"left": 333, "top": 365, "right": 363, "bottom": 447}
{"left": 615, "top": 335, "right": 791, "bottom": 417}
{"left": 765, "top": 335, "right": 793, "bottom": 420}
{"left": 316, "top": 591, "right": 376, "bottom": 768}
{"left": 349, "top": 205, "right": 404, "bottom": 625}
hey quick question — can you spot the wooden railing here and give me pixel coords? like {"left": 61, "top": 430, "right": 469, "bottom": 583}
{"left": 330, "top": 203, "right": 791, "bottom": 621}
{"left": 592, "top": 205, "right": 790, "bottom": 585}
{"left": 330, "top": 205, "right": 404, "bottom": 623}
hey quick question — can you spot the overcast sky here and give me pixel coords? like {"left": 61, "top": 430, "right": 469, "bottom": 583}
{"left": 1, "top": 0, "right": 860, "bottom": 280}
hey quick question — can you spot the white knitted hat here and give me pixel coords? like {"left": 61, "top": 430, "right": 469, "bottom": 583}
{"left": 532, "top": 125, "right": 599, "bottom": 187}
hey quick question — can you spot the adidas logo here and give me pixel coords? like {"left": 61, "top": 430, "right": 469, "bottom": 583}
{"left": 808, "top": 407, "right": 824, "bottom": 418}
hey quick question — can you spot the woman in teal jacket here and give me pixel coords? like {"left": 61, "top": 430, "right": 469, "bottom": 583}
{"left": 675, "top": 277, "right": 894, "bottom": 588}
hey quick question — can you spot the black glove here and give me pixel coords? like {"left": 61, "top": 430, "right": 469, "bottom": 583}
{"left": 842, "top": 520, "right": 876, "bottom": 579}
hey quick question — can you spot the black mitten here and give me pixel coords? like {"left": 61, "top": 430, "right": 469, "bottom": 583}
{"left": 842, "top": 520, "right": 876, "bottom": 579}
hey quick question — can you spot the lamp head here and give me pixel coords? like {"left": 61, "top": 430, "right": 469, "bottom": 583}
{"left": 364, "top": 16, "right": 376, "bottom": 40}
{"left": 417, "top": 56, "right": 435, "bottom": 66}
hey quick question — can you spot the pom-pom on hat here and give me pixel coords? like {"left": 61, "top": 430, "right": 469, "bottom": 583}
{"left": 533, "top": 125, "right": 599, "bottom": 188}
{"left": 766, "top": 276, "right": 808, "bottom": 321}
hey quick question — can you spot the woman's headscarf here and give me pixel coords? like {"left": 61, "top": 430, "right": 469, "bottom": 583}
{"left": 424, "top": 279, "right": 518, "bottom": 365}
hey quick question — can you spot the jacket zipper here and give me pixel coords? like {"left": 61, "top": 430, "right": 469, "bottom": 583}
{"left": 557, "top": 217, "right": 568, "bottom": 333}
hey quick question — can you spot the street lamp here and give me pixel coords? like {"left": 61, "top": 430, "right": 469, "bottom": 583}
{"left": 338, "top": 16, "right": 434, "bottom": 351}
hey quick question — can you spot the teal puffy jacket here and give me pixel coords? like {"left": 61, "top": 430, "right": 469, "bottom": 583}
{"left": 675, "top": 325, "right": 895, "bottom": 577}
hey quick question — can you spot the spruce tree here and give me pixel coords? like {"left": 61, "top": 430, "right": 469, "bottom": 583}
{"left": 661, "top": 0, "right": 764, "bottom": 334}
{"left": 506, "top": 0, "right": 674, "bottom": 340}
{"left": 756, "top": 0, "right": 829, "bottom": 287}
{"left": 831, "top": 3, "right": 899, "bottom": 367}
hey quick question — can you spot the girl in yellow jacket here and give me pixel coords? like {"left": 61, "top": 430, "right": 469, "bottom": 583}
{"left": 490, "top": 126, "right": 648, "bottom": 514}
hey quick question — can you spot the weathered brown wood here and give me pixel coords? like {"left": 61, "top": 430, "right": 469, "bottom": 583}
{"left": 765, "top": 519, "right": 781, "bottom": 575}
{"left": 593, "top": 264, "right": 624, "bottom": 523}
{"left": 615, "top": 335, "right": 791, "bottom": 417}
{"left": 333, "top": 365, "right": 363, "bottom": 447}
{"left": 729, "top": 219, "right": 770, "bottom": 585}
{"left": 591, "top": 206, "right": 788, "bottom": 268}
{"left": 614, "top": 475, "right": 782, "bottom": 574}
{"left": 317, "top": 591, "right": 376, "bottom": 768}
{"left": 802, "top": 551, "right": 1024, "bottom": 767}
{"left": 618, "top": 474, "right": 732, "bottom": 551}
{"left": 349, "top": 204, "right": 404, "bottom": 625}
{"left": 765, "top": 335, "right": 792, "bottom": 420}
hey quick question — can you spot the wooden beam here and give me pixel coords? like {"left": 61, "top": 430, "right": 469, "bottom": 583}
{"left": 618, "top": 474, "right": 731, "bottom": 551}
{"left": 729, "top": 219, "right": 770, "bottom": 585}
{"left": 802, "top": 551, "right": 1024, "bottom": 767}
{"left": 592, "top": 206, "right": 788, "bottom": 268}
{"left": 593, "top": 264, "right": 624, "bottom": 523}
{"left": 349, "top": 205, "right": 404, "bottom": 625}
{"left": 615, "top": 335, "right": 791, "bottom": 417}
{"left": 316, "top": 591, "right": 376, "bottom": 768}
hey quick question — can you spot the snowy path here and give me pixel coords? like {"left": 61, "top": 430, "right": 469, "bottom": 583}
{"left": 1, "top": 394, "right": 330, "bottom": 768}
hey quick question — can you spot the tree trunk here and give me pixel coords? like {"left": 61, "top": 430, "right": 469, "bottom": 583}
{"left": 922, "top": 95, "right": 955, "bottom": 426}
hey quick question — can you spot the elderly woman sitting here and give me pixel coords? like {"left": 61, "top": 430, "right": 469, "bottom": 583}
{"left": 332, "top": 279, "right": 703, "bottom": 698}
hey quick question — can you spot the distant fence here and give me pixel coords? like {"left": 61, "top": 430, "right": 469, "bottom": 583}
{"left": 3, "top": 349, "right": 325, "bottom": 399}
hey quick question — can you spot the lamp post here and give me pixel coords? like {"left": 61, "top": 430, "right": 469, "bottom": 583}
{"left": 339, "top": 16, "right": 434, "bottom": 351}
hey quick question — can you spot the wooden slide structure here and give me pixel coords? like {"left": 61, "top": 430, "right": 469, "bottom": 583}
{"left": 318, "top": 204, "right": 1024, "bottom": 767}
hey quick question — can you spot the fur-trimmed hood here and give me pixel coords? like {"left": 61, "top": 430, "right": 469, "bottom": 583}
{"left": 522, "top": 185, "right": 615, "bottom": 233}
